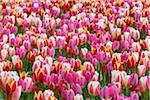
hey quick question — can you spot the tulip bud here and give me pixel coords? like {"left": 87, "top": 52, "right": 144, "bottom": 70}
{"left": 43, "top": 89, "right": 54, "bottom": 100}
{"left": 4, "top": 78, "right": 17, "bottom": 93}
{"left": 137, "top": 65, "right": 146, "bottom": 76}
{"left": 1, "top": 49, "right": 8, "bottom": 60}
{"left": 74, "top": 94, "right": 84, "bottom": 100}
{"left": 15, "top": 60, "right": 23, "bottom": 70}
{"left": 88, "top": 81, "right": 101, "bottom": 96}
{"left": 111, "top": 70, "right": 122, "bottom": 83}
{"left": 63, "top": 89, "right": 75, "bottom": 100}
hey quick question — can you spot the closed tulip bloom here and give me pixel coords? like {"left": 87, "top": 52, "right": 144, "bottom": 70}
{"left": 15, "top": 59, "right": 23, "bottom": 70}
{"left": 1, "top": 49, "right": 8, "bottom": 61}
{"left": 130, "top": 91, "right": 139, "bottom": 100}
{"left": 23, "top": 40, "right": 31, "bottom": 51}
{"left": 2, "top": 34, "right": 8, "bottom": 43}
{"left": 11, "top": 86, "right": 22, "bottom": 100}
{"left": 3, "top": 61, "right": 12, "bottom": 71}
{"left": 37, "top": 38, "right": 44, "bottom": 49}
{"left": 63, "top": 89, "right": 75, "bottom": 100}
{"left": 112, "top": 41, "right": 120, "bottom": 51}
{"left": 74, "top": 94, "right": 84, "bottom": 100}
{"left": 4, "top": 78, "right": 17, "bottom": 93}
{"left": 43, "top": 89, "right": 55, "bottom": 100}
{"left": 47, "top": 47, "right": 55, "bottom": 57}
{"left": 132, "top": 30, "right": 140, "bottom": 41}
{"left": 88, "top": 81, "right": 100, "bottom": 96}
{"left": 111, "top": 70, "right": 122, "bottom": 83}
{"left": 72, "top": 83, "right": 82, "bottom": 94}
{"left": 34, "top": 91, "right": 44, "bottom": 100}
{"left": 34, "top": 68, "right": 44, "bottom": 82}
{"left": 137, "top": 65, "right": 146, "bottom": 76}
{"left": 139, "top": 76, "right": 148, "bottom": 92}
{"left": 128, "top": 74, "right": 138, "bottom": 89}
{"left": 8, "top": 47, "right": 15, "bottom": 56}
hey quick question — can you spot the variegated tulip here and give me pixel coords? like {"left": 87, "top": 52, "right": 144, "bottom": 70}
{"left": 137, "top": 65, "right": 146, "bottom": 76}
{"left": 34, "top": 91, "right": 44, "bottom": 100}
{"left": 74, "top": 94, "right": 84, "bottom": 100}
{"left": 1, "top": 49, "right": 8, "bottom": 61}
{"left": 4, "top": 78, "right": 17, "bottom": 93}
{"left": 88, "top": 81, "right": 101, "bottom": 96}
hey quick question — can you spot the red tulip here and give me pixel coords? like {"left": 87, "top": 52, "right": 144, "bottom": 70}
{"left": 4, "top": 78, "right": 17, "bottom": 94}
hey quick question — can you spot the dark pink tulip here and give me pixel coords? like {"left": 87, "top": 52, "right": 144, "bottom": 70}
{"left": 23, "top": 40, "right": 31, "bottom": 51}
{"left": 11, "top": 26, "right": 18, "bottom": 33}
{"left": 22, "top": 20, "right": 30, "bottom": 28}
{"left": 72, "top": 83, "right": 82, "bottom": 94}
{"left": 121, "top": 40, "right": 129, "bottom": 50}
{"left": 128, "top": 74, "right": 138, "bottom": 89}
{"left": 47, "top": 47, "right": 55, "bottom": 57}
{"left": 130, "top": 92, "right": 139, "bottom": 100}
{"left": 91, "top": 58, "right": 98, "bottom": 68}
{"left": 76, "top": 76, "right": 87, "bottom": 88}
{"left": 63, "top": 89, "right": 75, "bottom": 100}
{"left": 86, "top": 52, "right": 93, "bottom": 61}
{"left": 2, "top": 29, "right": 10, "bottom": 36}
{"left": 100, "top": 86, "right": 111, "bottom": 99}
{"left": 112, "top": 41, "right": 120, "bottom": 51}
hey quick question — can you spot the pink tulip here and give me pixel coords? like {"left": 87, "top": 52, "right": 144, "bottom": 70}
{"left": 112, "top": 41, "right": 120, "bottom": 51}
{"left": 128, "top": 74, "right": 138, "bottom": 89}
{"left": 11, "top": 86, "right": 22, "bottom": 100}
{"left": 72, "top": 83, "right": 82, "bottom": 94}
{"left": 63, "top": 89, "right": 75, "bottom": 100}
{"left": 88, "top": 81, "right": 100, "bottom": 96}
{"left": 130, "top": 92, "right": 139, "bottom": 100}
{"left": 18, "top": 77, "right": 33, "bottom": 92}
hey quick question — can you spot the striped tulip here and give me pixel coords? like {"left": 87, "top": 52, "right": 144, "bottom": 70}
{"left": 15, "top": 60, "right": 23, "bottom": 70}
{"left": 34, "top": 91, "right": 44, "bottom": 100}
{"left": 1, "top": 49, "right": 8, "bottom": 61}
{"left": 137, "top": 65, "right": 146, "bottom": 76}
{"left": 11, "top": 86, "right": 22, "bottom": 100}
{"left": 88, "top": 81, "right": 101, "bottom": 96}
{"left": 74, "top": 94, "right": 84, "bottom": 100}
{"left": 4, "top": 78, "right": 17, "bottom": 93}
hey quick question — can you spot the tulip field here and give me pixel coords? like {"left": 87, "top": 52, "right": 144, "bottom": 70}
{"left": 0, "top": 0, "right": 150, "bottom": 100}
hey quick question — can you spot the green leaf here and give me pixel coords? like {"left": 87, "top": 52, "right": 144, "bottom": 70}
{"left": 140, "top": 30, "right": 146, "bottom": 40}
{"left": 0, "top": 90, "right": 4, "bottom": 100}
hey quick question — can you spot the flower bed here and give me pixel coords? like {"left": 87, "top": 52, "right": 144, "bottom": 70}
{"left": 0, "top": 0, "right": 150, "bottom": 100}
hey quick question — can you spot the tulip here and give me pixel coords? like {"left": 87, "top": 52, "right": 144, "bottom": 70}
{"left": 72, "top": 83, "right": 82, "bottom": 94}
{"left": 28, "top": 51, "right": 37, "bottom": 62}
{"left": 3, "top": 61, "right": 12, "bottom": 71}
{"left": 63, "top": 89, "right": 75, "bottom": 100}
{"left": 37, "top": 38, "right": 44, "bottom": 49}
{"left": 137, "top": 65, "right": 146, "bottom": 76}
{"left": 128, "top": 74, "right": 138, "bottom": 90}
{"left": 139, "top": 76, "right": 148, "bottom": 92}
{"left": 111, "top": 70, "right": 122, "bottom": 83}
{"left": 1, "top": 49, "right": 8, "bottom": 61}
{"left": 4, "top": 78, "right": 17, "bottom": 94}
{"left": 74, "top": 94, "right": 84, "bottom": 100}
{"left": 11, "top": 86, "right": 22, "bottom": 100}
{"left": 112, "top": 41, "right": 120, "bottom": 51}
{"left": 15, "top": 60, "right": 23, "bottom": 70}
{"left": 8, "top": 47, "right": 15, "bottom": 56}
{"left": 34, "top": 68, "right": 44, "bottom": 82}
{"left": 43, "top": 89, "right": 54, "bottom": 100}
{"left": 88, "top": 81, "right": 100, "bottom": 96}
{"left": 34, "top": 91, "right": 44, "bottom": 100}
{"left": 130, "top": 91, "right": 139, "bottom": 100}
